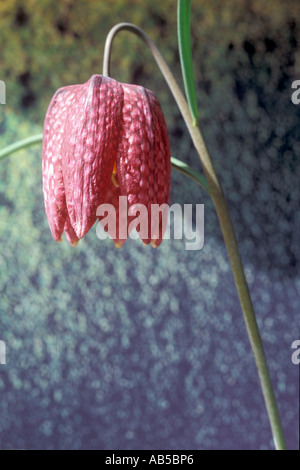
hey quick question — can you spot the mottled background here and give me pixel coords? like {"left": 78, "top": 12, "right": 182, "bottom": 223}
{"left": 0, "top": 0, "right": 299, "bottom": 450}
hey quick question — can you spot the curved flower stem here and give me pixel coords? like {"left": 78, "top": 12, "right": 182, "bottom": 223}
{"left": 103, "top": 23, "right": 219, "bottom": 190}
{"left": 103, "top": 23, "right": 286, "bottom": 450}
{"left": 0, "top": 134, "right": 43, "bottom": 161}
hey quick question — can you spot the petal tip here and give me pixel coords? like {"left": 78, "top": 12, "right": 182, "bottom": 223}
{"left": 114, "top": 242, "right": 123, "bottom": 249}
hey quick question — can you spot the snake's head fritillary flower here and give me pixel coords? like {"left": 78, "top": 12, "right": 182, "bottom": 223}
{"left": 42, "top": 75, "right": 171, "bottom": 247}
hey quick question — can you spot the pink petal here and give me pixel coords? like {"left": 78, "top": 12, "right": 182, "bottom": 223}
{"left": 117, "top": 84, "right": 171, "bottom": 246}
{"left": 64, "top": 214, "right": 79, "bottom": 247}
{"left": 62, "top": 75, "right": 124, "bottom": 239}
{"left": 42, "top": 85, "right": 79, "bottom": 242}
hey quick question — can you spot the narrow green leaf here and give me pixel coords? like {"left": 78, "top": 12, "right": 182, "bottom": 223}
{"left": 0, "top": 134, "right": 43, "bottom": 161}
{"left": 177, "top": 0, "right": 199, "bottom": 126}
{"left": 171, "top": 156, "right": 210, "bottom": 193}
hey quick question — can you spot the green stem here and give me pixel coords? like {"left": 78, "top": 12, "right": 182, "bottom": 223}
{"left": 177, "top": 1, "right": 286, "bottom": 449}
{"left": 193, "top": 141, "right": 286, "bottom": 450}
{"left": 212, "top": 188, "right": 287, "bottom": 451}
{"left": 0, "top": 134, "right": 43, "bottom": 161}
{"left": 103, "top": 22, "right": 286, "bottom": 450}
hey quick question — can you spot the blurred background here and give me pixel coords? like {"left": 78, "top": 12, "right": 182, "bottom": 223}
{"left": 0, "top": 0, "right": 299, "bottom": 450}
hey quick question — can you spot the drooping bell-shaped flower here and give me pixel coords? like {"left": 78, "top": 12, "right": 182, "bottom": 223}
{"left": 42, "top": 74, "right": 171, "bottom": 247}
